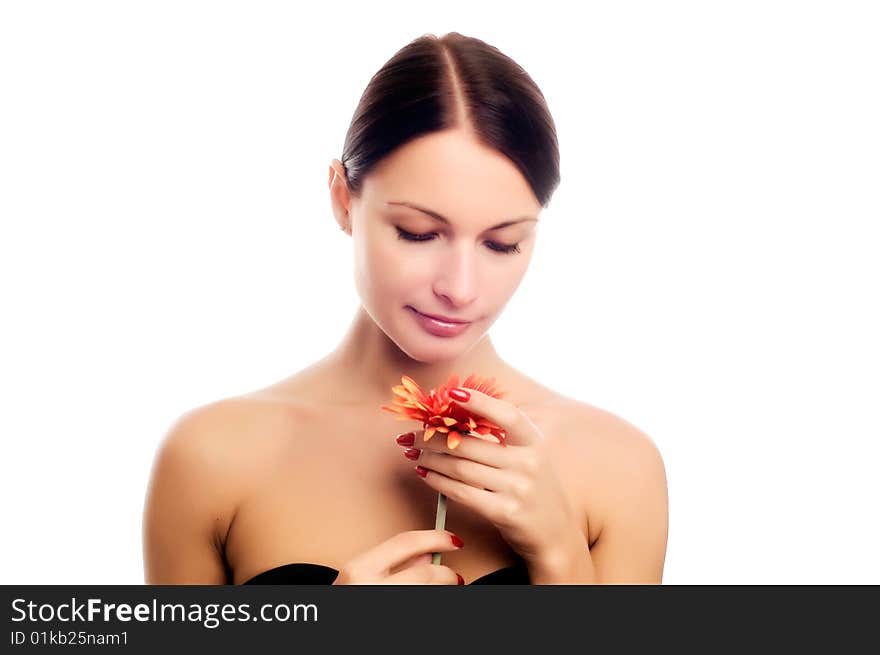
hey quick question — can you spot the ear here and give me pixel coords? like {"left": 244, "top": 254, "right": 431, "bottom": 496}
{"left": 328, "top": 159, "right": 352, "bottom": 235}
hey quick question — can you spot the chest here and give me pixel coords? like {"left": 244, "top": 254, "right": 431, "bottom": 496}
{"left": 223, "top": 401, "right": 597, "bottom": 584}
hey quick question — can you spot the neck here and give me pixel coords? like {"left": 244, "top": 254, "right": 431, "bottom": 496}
{"left": 325, "top": 305, "right": 513, "bottom": 406}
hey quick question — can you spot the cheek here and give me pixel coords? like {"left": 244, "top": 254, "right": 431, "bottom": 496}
{"left": 371, "top": 235, "right": 433, "bottom": 282}
{"left": 486, "top": 261, "right": 531, "bottom": 306}
{"left": 355, "top": 233, "right": 417, "bottom": 296}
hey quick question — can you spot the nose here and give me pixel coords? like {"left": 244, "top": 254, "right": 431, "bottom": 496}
{"left": 433, "top": 242, "right": 478, "bottom": 308}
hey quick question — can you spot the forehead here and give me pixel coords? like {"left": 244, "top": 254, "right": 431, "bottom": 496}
{"left": 362, "top": 130, "right": 542, "bottom": 222}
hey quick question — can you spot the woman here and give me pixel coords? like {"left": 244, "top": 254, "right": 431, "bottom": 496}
{"left": 142, "top": 31, "right": 668, "bottom": 585}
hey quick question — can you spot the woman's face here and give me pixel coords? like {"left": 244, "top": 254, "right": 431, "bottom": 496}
{"left": 332, "top": 128, "right": 542, "bottom": 362}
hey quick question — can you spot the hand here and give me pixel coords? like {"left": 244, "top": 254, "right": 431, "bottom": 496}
{"left": 395, "top": 387, "right": 581, "bottom": 569}
{"left": 332, "top": 529, "right": 465, "bottom": 585}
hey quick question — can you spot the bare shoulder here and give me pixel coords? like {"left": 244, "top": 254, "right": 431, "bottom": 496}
{"left": 149, "top": 394, "right": 311, "bottom": 540}
{"left": 163, "top": 391, "right": 315, "bottom": 470}
{"left": 561, "top": 398, "right": 664, "bottom": 465}
{"left": 147, "top": 399, "right": 250, "bottom": 541}
{"left": 499, "top": 372, "right": 661, "bottom": 461}
{"left": 554, "top": 397, "right": 669, "bottom": 582}
{"left": 517, "top": 379, "right": 660, "bottom": 459}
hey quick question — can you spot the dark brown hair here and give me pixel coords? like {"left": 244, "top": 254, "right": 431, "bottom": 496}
{"left": 340, "top": 32, "right": 560, "bottom": 207}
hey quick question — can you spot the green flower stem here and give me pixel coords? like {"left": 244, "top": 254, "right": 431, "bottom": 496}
{"left": 431, "top": 492, "right": 448, "bottom": 565}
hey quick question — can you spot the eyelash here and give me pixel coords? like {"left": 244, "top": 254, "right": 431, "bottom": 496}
{"left": 394, "top": 227, "right": 521, "bottom": 255}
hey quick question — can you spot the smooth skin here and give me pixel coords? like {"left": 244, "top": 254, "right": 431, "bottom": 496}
{"left": 142, "top": 128, "right": 668, "bottom": 585}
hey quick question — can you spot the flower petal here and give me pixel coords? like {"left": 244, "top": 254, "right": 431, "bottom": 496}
{"left": 382, "top": 372, "right": 508, "bottom": 451}
{"left": 447, "top": 431, "right": 462, "bottom": 449}
{"left": 401, "top": 375, "right": 432, "bottom": 405}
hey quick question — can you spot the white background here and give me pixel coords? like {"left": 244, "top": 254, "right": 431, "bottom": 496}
{"left": 1, "top": 1, "right": 877, "bottom": 584}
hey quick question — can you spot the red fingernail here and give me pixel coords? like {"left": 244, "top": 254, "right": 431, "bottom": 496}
{"left": 450, "top": 534, "right": 464, "bottom": 548}
{"left": 395, "top": 432, "right": 415, "bottom": 446}
{"left": 457, "top": 573, "right": 464, "bottom": 585}
{"left": 403, "top": 448, "right": 421, "bottom": 461}
{"left": 449, "top": 388, "right": 470, "bottom": 402}
{"left": 415, "top": 465, "right": 428, "bottom": 477}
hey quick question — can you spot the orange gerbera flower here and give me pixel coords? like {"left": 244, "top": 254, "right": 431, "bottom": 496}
{"left": 380, "top": 372, "right": 507, "bottom": 449}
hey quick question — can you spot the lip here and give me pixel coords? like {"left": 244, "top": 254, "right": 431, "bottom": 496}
{"left": 407, "top": 306, "right": 473, "bottom": 337}
{"left": 410, "top": 308, "right": 472, "bottom": 324}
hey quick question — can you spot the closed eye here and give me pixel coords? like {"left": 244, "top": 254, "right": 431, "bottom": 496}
{"left": 394, "top": 227, "right": 521, "bottom": 255}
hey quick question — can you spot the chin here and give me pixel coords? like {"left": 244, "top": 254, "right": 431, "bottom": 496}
{"left": 394, "top": 339, "right": 465, "bottom": 363}
{"left": 388, "top": 326, "right": 477, "bottom": 362}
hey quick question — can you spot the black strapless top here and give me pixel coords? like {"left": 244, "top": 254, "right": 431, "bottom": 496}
{"left": 243, "top": 560, "right": 531, "bottom": 585}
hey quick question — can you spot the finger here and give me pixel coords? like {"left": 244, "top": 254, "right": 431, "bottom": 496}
{"left": 412, "top": 428, "right": 513, "bottom": 468}
{"left": 413, "top": 449, "right": 512, "bottom": 493}
{"left": 389, "top": 552, "right": 432, "bottom": 576}
{"left": 350, "top": 529, "right": 463, "bottom": 576}
{"left": 448, "top": 387, "right": 539, "bottom": 447}
{"left": 417, "top": 466, "right": 508, "bottom": 518}
{"left": 383, "top": 563, "right": 462, "bottom": 586}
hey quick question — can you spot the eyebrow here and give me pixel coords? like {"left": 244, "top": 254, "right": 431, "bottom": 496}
{"left": 386, "top": 201, "right": 538, "bottom": 231}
